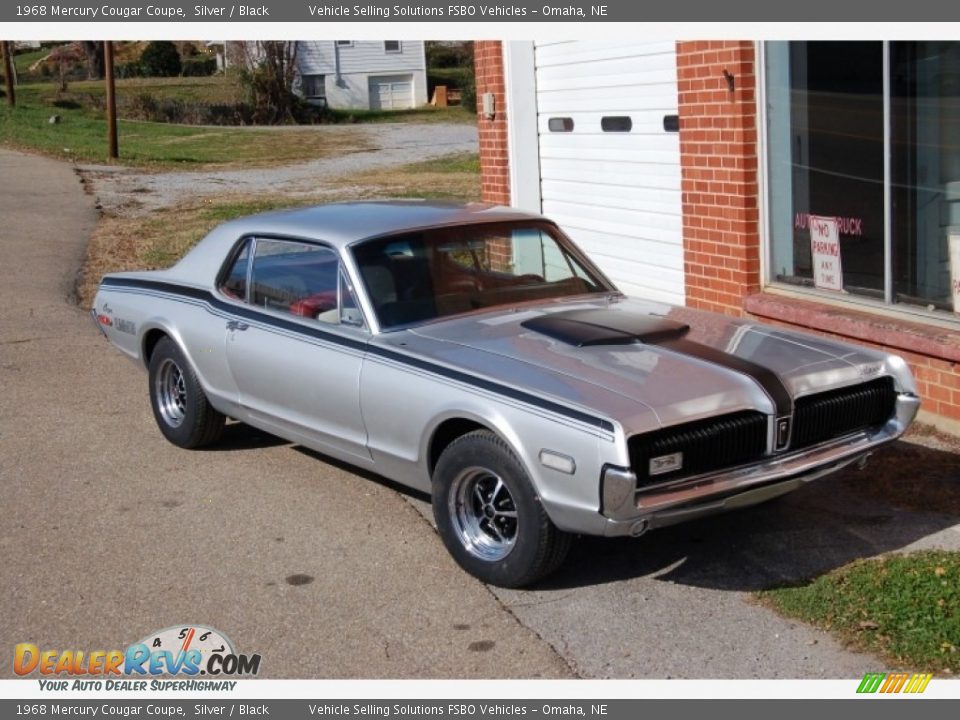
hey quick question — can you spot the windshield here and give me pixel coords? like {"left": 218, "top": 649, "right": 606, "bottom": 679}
{"left": 352, "top": 221, "right": 611, "bottom": 330}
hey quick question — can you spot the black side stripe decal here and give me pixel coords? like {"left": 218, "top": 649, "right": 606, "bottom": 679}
{"left": 100, "top": 277, "right": 616, "bottom": 433}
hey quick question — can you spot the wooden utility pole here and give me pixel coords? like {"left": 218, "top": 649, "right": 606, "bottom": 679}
{"left": 104, "top": 41, "right": 118, "bottom": 159}
{"left": 2, "top": 41, "right": 15, "bottom": 108}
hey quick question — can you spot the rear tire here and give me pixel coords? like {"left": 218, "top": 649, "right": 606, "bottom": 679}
{"left": 432, "top": 430, "right": 571, "bottom": 588}
{"left": 148, "top": 336, "right": 225, "bottom": 449}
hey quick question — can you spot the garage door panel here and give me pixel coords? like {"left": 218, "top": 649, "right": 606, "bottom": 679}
{"left": 613, "top": 280, "right": 679, "bottom": 305}
{"left": 584, "top": 255, "right": 684, "bottom": 298}
{"left": 540, "top": 180, "right": 680, "bottom": 216}
{"left": 539, "top": 146, "right": 679, "bottom": 166}
{"left": 538, "top": 111, "right": 676, "bottom": 135}
{"left": 537, "top": 64, "right": 676, "bottom": 89}
{"left": 539, "top": 133, "right": 679, "bottom": 154}
{"left": 544, "top": 201, "right": 681, "bottom": 234}
{"left": 368, "top": 74, "right": 413, "bottom": 110}
{"left": 536, "top": 87, "right": 678, "bottom": 113}
{"left": 535, "top": 41, "right": 677, "bottom": 66}
{"left": 540, "top": 159, "right": 681, "bottom": 190}
{"left": 535, "top": 40, "right": 683, "bottom": 305}
{"left": 544, "top": 208, "right": 682, "bottom": 248}
{"left": 562, "top": 228, "right": 684, "bottom": 271}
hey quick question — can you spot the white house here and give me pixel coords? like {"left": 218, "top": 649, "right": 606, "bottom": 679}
{"left": 296, "top": 40, "right": 428, "bottom": 111}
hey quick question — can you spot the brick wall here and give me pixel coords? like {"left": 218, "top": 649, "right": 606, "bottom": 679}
{"left": 473, "top": 39, "right": 960, "bottom": 431}
{"left": 676, "top": 41, "right": 760, "bottom": 317}
{"left": 474, "top": 41, "right": 510, "bottom": 205}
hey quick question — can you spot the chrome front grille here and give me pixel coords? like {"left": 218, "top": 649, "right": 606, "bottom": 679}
{"left": 629, "top": 411, "right": 768, "bottom": 488}
{"left": 791, "top": 377, "right": 897, "bottom": 450}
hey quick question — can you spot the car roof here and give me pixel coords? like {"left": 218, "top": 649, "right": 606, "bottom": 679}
{"left": 216, "top": 200, "right": 546, "bottom": 247}
{"left": 158, "top": 201, "right": 550, "bottom": 289}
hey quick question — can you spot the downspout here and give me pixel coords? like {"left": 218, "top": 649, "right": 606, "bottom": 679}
{"left": 335, "top": 41, "right": 345, "bottom": 87}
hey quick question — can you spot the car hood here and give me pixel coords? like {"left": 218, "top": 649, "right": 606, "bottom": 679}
{"left": 396, "top": 297, "right": 893, "bottom": 434}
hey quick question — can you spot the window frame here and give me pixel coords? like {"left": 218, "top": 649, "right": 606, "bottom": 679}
{"left": 301, "top": 73, "right": 326, "bottom": 100}
{"left": 346, "top": 220, "right": 618, "bottom": 332}
{"left": 758, "top": 40, "right": 960, "bottom": 329}
{"left": 215, "top": 234, "right": 370, "bottom": 332}
{"left": 383, "top": 40, "right": 402, "bottom": 54}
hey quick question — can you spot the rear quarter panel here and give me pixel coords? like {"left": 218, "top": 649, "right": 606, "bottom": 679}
{"left": 93, "top": 280, "right": 240, "bottom": 417}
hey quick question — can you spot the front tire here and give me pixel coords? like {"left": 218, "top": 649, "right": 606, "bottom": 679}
{"left": 148, "top": 336, "right": 225, "bottom": 449}
{"left": 432, "top": 430, "right": 571, "bottom": 588}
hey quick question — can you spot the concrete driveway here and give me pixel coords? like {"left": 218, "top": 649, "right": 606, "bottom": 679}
{"left": 1, "top": 147, "right": 958, "bottom": 679}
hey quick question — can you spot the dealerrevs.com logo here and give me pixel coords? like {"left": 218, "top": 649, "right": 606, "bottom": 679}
{"left": 14, "top": 625, "right": 261, "bottom": 691}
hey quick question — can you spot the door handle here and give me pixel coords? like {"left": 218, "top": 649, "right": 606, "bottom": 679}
{"left": 226, "top": 320, "right": 249, "bottom": 331}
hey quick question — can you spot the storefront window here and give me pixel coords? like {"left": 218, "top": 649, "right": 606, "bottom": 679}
{"left": 892, "top": 42, "right": 960, "bottom": 311}
{"left": 765, "top": 41, "right": 960, "bottom": 316}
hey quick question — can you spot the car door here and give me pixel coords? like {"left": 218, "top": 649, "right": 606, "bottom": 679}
{"left": 220, "top": 236, "right": 371, "bottom": 462}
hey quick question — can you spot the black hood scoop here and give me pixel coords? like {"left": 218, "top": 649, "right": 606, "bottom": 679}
{"left": 521, "top": 309, "right": 690, "bottom": 347}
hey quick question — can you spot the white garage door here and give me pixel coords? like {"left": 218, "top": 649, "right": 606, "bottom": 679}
{"left": 368, "top": 74, "right": 414, "bottom": 110}
{"left": 534, "top": 41, "right": 684, "bottom": 305}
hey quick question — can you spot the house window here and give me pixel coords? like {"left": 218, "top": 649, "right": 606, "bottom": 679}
{"left": 764, "top": 41, "right": 960, "bottom": 317}
{"left": 335, "top": 40, "right": 352, "bottom": 47}
{"left": 301, "top": 74, "right": 326, "bottom": 100}
{"left": 384, "top": 41, "right": 401, "bottom": 54}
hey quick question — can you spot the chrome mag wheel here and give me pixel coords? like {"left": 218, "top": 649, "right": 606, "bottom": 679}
{"left": 155, "top": 357, "right": 187, "bottom": 428}
{"left": 449, "top": 467, "right": 519, "bottom": 561}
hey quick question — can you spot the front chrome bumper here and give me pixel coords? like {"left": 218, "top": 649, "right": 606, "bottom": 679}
{"left": 599, "top": 392, "right": 921, "bottom": 537}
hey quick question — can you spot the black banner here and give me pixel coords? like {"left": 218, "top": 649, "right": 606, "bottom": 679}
{"left": 1, "top": 700, "right": 959, "bottom": 720}
{"left": 4, "top": 0, "right": 960, "bottom": 23}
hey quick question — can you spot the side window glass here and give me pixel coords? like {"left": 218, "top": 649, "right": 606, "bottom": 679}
{"left": 251, "top": 239, "right": 345, "bottom": 324}
{"left": 339, "top": 270, "right": 365, "bottom": 328}
{"left": 220, "top": 239, "right": 251, "bottom": 300}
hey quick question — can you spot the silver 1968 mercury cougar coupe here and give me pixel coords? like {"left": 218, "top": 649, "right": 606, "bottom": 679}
{"left": 93, "top": 201, "right": 920, "bottom": 587}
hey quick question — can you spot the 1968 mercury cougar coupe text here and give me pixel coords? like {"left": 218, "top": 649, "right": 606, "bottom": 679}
{"left": 93, "top": 202, "right": 920, "bottom": 587}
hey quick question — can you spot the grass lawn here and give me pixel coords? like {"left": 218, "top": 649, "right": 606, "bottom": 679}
{"left": 30, "top": 75, "right": 248, "bottom": 106}
{"left": 2, "top": 77, "right": 473, "bottom": 166}
{"left": 77, "top": 152, "right": 481, "bottom": 306}
{"left": 327, "top": 105, "right": 476, "bottom": 125}
{"left": 13, "top": 47, "right": 50, "bottom": 75}
{"left": 1, "top": 84, "right": 371, "bottom": 168}
{"left": 759, "top": 551, "right": 960, "bottom": 674}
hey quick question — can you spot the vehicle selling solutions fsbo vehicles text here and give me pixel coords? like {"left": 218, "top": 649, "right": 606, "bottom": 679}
{"left": 305, "top": 5, "right": 608, "bottom": 18}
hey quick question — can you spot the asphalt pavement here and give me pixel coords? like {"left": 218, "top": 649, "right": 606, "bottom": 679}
{"left": 2, "top": 147, "right": 959, "bottom": 679}
{"left": 0, "top": 148, "right": 571, "bottom": 679}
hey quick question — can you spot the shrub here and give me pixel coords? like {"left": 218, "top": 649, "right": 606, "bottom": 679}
{"left": 116, "top": 62, "right": 143, "bottom": 79}
{"left": 140, "top": 41, "right": 182, "bottom": 77}
{"left": 126, "top": 92, "right": 160, "bottom": 119}
{"left": 425, "top": 41, "right": 473, "bottom": 69}
{"left": 181, "top": 57, "right": 217, "bottom": 77}
{"left": 428, "top": 67, "right": 475, "bottom": 108}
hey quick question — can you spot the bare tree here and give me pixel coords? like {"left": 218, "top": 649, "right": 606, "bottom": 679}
{"left": 239, "top": 41, "right": 300, "bottom": 124}
{"left": 81, "top": 41, "right": 105, "bottom": 80}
